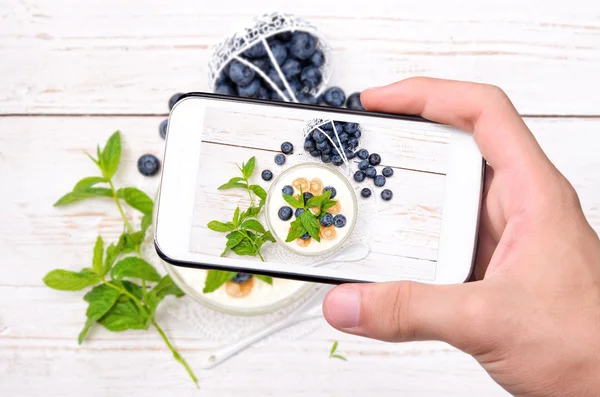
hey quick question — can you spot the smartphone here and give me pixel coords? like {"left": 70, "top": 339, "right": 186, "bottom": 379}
{"left": 155, "top": 93, "right": 484, "bottom": 285}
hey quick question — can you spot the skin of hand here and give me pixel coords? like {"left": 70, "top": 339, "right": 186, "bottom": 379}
{"left": 322, "top": 78, "right": 600, "bottom": 397}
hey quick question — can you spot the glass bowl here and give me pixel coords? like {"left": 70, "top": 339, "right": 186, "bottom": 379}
{"left": 265, "top": 162, "right": 358, "bottom": 257}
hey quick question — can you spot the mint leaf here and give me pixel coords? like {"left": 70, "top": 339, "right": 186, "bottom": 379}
{"left": 98, "top": 296, "right": 148, "bottom": 332}
{"left": 118, "top": 187, "right": 153, "bottom": 215}
{"left": 147, "top": 275, "right": 184, "bottom": 313}
{"left": 54, "top": 188, "right": 113, "bottom": 206}
{"left": 203, "top": 270, "right": 237, "bottom": 293}
{"left": 92, "top": 236, "right": 104, "bottom": 275}
{"left": 79, "top": 284, "right": 121, "bottom": 343}
{"left": 141, "top": 214, "right": 152, "bottom": 235}
{"left": 321, "top": 199, "right": 337, "bottom": 213}
{"left": 306, "top": 189, "right": 332, "bottom": 209}
{"left": 242, "top": 156, "right": 256, "bottom": 180}
{"left": 286, "top": 217, "right": 307, "bottom": 242}
{"left": 232, "top": 207, "right": 241, "bottom": 227}
{"left": 207, "top": 220, "right": 235, "bottom": 233}
{"left": 328, "top": 341, "right": 347, "bottom": 361}
{"left": 111, "top": 257, "right": 161, "bottom": 282}
{"left": 78, "top": 318, "right": 95, "bottom": 345}
{"left": 226, "top": 231, "right": 245, "bottom": 248}
{"left": 257, "top": 231, "right": 276, "bottom": 248}
{"left": 254, "top": 274, "right": 273, "bottom": 285}
{"left": 96, "top": 145, "right": 103, "bottom": 169}
{"left": 43, "top": 269, "right": 98, "bottom": 291}
{"left": 241, "top": 219, "right": 266, "bottom": 234}
{"left": 85, "top": 151, "right": 100, "bottom": 167}
{"left": 218, "top": 181, "right": 247, "bottom": 190}
{"left": 231, "top": 239, "right": 256, "bottom": 256}
{"left": 117, "top": 280, "right": 144, "bottom": 300}
{"left": 300, "top": 211, "right": 321, "bottom": 242}
{"left": 104, "top": 241, "right": 122, "bottom": 275}
{"left": 73, "top": 176, "right": 107, "bottom": 192}
{"left": 249, "top": 185, "right": 267, "bottom": 200}
{"left": 246, "top": 206, "right": 261, "bottom": 218}
{"left": 283, "top": 194, "right": 304, "bottom": 209}
{"left": 101, "top": 131, "right": 121, "bottom": 179}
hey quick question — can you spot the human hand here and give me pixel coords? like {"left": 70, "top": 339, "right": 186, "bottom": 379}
{"left": 322, "top": 78, "right": 600, "bottom": 396}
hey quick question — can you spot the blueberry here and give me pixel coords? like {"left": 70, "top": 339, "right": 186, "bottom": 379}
{"left": 357, "top": 149, "right": 369, "bottom": 160}
{"left": 295, "top": 208, "right": 305, "bottom": 218}
{"left": 168, "top": 93, "right": 184, "bottom": 110}
{"left": 348, "top": 137, "right": 359, "bottom": 150}
{"left": 344, "top": 149, "right": 356, "bottom": 160}
{"left": 300, "top": 232, "right": 311, "bottom": 240}
{"left": 261, "top": 169, "right": 273, "bottom": 181}
{"left": 300, "top": 66, "right": 322, "bottom": 89}
{"left": 250, "top": 57, "right": 271, "bottom": 73}
{"left": 323, "top": 87, "right": 346, "bottom": 107}
{"left": 374, "top": 175, "right": 386, "bottom": 187}
{"left": 281, "top": 141, "right": 294, "bottom": 154}
{"left": 321, "top": 153, "right": 332, "bottom": 163}
{"left": 243, "top": 42, "right": 267, "bottom": 58}
{"left": 331, "top": 154, "right": 344, "bottom": 166}
{"left": 365, "top": 166, "right": 377, "bottom": 179}
{"left": 333, "top": 214, "right": 347, "bottom": 228}
{"left": 343, "top": 122, "right": 359, "bottom": 134}
{"left": 310, "top": 50, "right": 325, "bottom": 68}
{"left": 368, "top": 153, "right": 381, "bottom": 166}
{"left": 358, "top": 160, "right": 369, "bottom": 170}
{"left": 215, "top": 83, "right": 236, "bottom": 96}
{"left": 382, "top": 167, "right": 394, "bottom": 177}
{"left": 289, "top": 32, "right": 317, "bottom": 60}
{"left": 304, "top": 139, "right": 316, "bottom": 151}
{"left": 303, "top": 192, "right": 313, "bottom": 203}
{"left": 361, "top": 188, "right": 372, "bottom": 198}
{"left": 281, "top": 58, "right": 302, "bottom": 80}
{"left": 159, "top": 119, "right": 168, "bottom": 139}
{"left": 274, "top": 31, "right": 292, "bottom": 42}
{"left": 268, "top": 40, "right": 288, "bottom": 65}
{"left": 352, "top": 130, "right": 362, "bottom": 139}
{"left": 381, "top": 189, "right": 393, "bottom": 201}
{"left": 338, "top": 132, "right": 349, "bottom": 142}
{"left": 333, "top": 121, "right": 345, "bottom": 134}
{"left": 278, "top": 206, "right": 293, "bottom": 221}
{"left": 310, "top": 149, "right": 322, "bottom": 157}
{"left": 323, "top": 186, "right": 337, "bottom": 198}
{"left": 319, "top": 213, "right": 334, "bottom": 227}
{"left": 257, "top": 87, "right": 270, "bottom": 100}
{"left": 287, "top": 78, "right": 304, "bottom": 94}
{"left": 228, "top": 60, "right": 256, "bottom": 86}
{"left": 316, "top": 140, "right": 330, "bottom": 152}
{"left": 274, "top": 153, "right": 286, "bottom": 165}
{"left": 347, "top": 92, "right": 365, "bottom": 110}
{"left": 354, "top": 170, "right": 366, "bottom": 182}
{"left": 237, "top": 79, "right": 262, "bottom": 97}
{"left": 296, "top": 92, "right": 319, "bottom": 104}
{"left": 320, "top": 122, "right": 333, "bottom": 131}
{"left": 312, "top": 129, "right": 326, "bottom": 143}
{"left": 216, "top": 71, "right": 230, "bottom": 84}
{"left": 137, "top": 154, "right": 160, "bottom": 176}
{"left": 282, "top": 185, "right": 294, "bottom": 196}
{"left": 267, "top": 68, "right": 285, "bottom": 89}
{"left": 231, "top": 273, "right": 252, "bottom": 283}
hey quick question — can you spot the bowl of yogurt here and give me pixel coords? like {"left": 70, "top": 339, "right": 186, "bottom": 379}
{"left": 265, "top": 162, "right": 358, "bottom": 257}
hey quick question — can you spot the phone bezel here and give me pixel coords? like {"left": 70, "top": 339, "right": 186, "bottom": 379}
{"left": 154, "top": 93, "right": 485, "bottom": 285}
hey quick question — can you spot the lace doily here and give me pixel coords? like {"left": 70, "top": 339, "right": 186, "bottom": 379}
{"left": 207, "top": 12, "right": 332, "bottom": 102}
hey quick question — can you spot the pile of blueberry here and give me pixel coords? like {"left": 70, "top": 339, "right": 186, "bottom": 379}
{"left": 353, "top": 149, "right": 394, "bottom": 201}
{"left": 304, "top": 120, "right": 362, "bottom": 166}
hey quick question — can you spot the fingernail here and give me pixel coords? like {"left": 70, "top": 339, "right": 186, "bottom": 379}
{"left": 324, "top": 286, "right": 360, "bottom": 329}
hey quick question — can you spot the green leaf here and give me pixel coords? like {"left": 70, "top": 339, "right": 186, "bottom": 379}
{"left": 330, "top": 341, "right": 338, "bottom": 356}
{"left": 119, "top": 187, "right": 153, "bottom": 215}
{"left": 254, "top": 274, "right": 273, "bottom": 285}
{"left": 147, "top": 275, "right": 184, "bottom": 313}
{"left": 78, "top": 318, "right": 95, "bottom": 345}
{"left": 79, "top": 284, "right": 121, "bottom": 343}
{"left": 246, "top": 206, "right": 261, "bottom": 218}
{"left": 111, "top": 257, "right": 161, "bottom": 282}
{"left": 141, "top": 214, "right": 153, "bottom": 235}
{"left": 98, "top": 297, "right": 148, "bottom": 332}
{"left": 217, "top": 182, "right": 247, "bottom": 190}
{"left": 73, "top": 176, "right": 107, "bottom": 192}
{"left": 225, "top": 177, "right": 245, "bottom": 184}
{"left": 241, "top": 219, "right": 266, "bottom": 234}
{"left": 96, "top": 144, "right": 103, "bottom": 168}
{"left": 300, "top": 211, "right": 321, "bottom": 242}
{"left": 226, "top": 231, "right": 245, "bottom": 248}
{"left": 231, "top": 239, "right": 256, "bottom": 256}
{"left": 306, "top": 189, "right": 332, "bottom": 209}
{"left": 242, "top": 156, "right": 256, "bottom": 180}
{"left": 249, "top": 184, "right": 267, "bottom": 200}
{"left": 285, "top": 217, "right": 307, "bottom": 242}
{"left": 232, "top": 207, "right": 241, "bottom": 227}
{"left": 117, "top": 280, "right": 144, "bottom": 300}
{"left": 321, "top": 199, "right": 338, "bottom": 213}
{"left": 101, "top": 131, "right": 121, "bottom": 179}
{"left": 84, "top": 151, "right": 100, "bottom": 166}
{"left": 207, "top": 220, "right": 235, "bottom": 233}
{"left": 103, "top": 242, "right": 121, "bottom": 275}
{"left": 54, "top": 188, "right": 113, "bottom": 206}
{"left": 331, "top": 354, "right": 348, "bottom": 361}
{"left": 257, "top": 231, "right": 276, "bottom": 248}
{"left": 43, "top": 269, "right": 98, "bottom": 291}
{"left": 92, "top": 236, "right": 104, "bottom": 275}
{"left": 203, "top": 270, "right": 237, "bottom": 293}
{"left": 282, "top": 194, "right": 304, "bottom": 209}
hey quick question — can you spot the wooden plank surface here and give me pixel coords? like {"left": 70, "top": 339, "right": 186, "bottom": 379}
{"left": 2, "top": 0, "right": 600, "bottom": 115}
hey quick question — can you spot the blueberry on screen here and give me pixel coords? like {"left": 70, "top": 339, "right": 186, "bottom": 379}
{"left": 215, "top": 84, "right": 236, "bottom": 96}
{"left": 137, "top": 154, "right": 161, "bottom": 177}
{"left": 310, "top": 50, "right": 325, "bottom": 68}
{"left": 274, "top": 154, "right": 286, "bottom": 165}
{"left": 243, "top": 42, "right": 268, "bottom": 58}
{"left": 282, "top": 185, "right": 294, "bottom": 196}
{"left": 159, "top": 119, "right": 168, "bottom": 140}
{"left": 312, "top": 129, "right": 326, "bottom": 143}
{"left": 323, "top": 186, "right": 337, "bottom": 198}
{"left": 346, "top": 92, "right": 365, "bottom": 110}
{"left": 319, "top": 213, "right": 334, "bottom": 227}
{"left": 309, "top": 149, "right": 322, "bottom": 158}
{"left": 357, "top": 149, "right": 369, "bottom": 160}
{"left": 358, "top": 159, "right": 369, "bottom": 171}
{"left": 333, "top": 214, "right": 347, "bottom": 228}
{"left": 323, "top": 87, "right": 346, "bottom": 107}
{"left": 168, "top": 93, "right": 183, "bottom": 110}
{"left": 354, "top": 170, "right": 366, "bottom": 182}
{"left": 231, "top": 273, "right": 252, "bottom": 283}
{"left": 228, "top": 60, "right": 256, "bottom": 86}
{"left": 296, "top": 93, "right": 319, "bottom": 104}
{"left": 289, "top": 32, "right": 317, "bottom": 60}
{"left": 295, "top": 208, "right": 305, "bottom": 218}
{"left": 237, "top": 79, "right": 263, "bottom": 97}
{"left": 360, "top": 188, "right": 372, "bottom": 198}
{"left": 261, "top": 170, "right": 273, "bottom": 181}
{"left": 368, "top": 153, "right": 382, "bottom": 166}
{"left": 316, "top": 140, "right": 330, "bottom": 152}
{"left": 348, "top": 138, "right": 359, "bottom": 150}
{"left": 381, "top": 189, "right": 393, "bottom": 201}
{"left": 281, "top": 58, "right": 302, "bottom": 80}
{"left": 250, "top": 57, "right": 271, "bottom": 73}
{"left": 304, "top": 138, "right": 316, "bottom": 151}
{"left": 303, "top": 192, "right": 313, "bottom": 203}
{"left": 267, "top": 68, "right": 285, "bottom": 90}
{"left": 365, "top": 166, "right": 377, "bottom": 179}
{"left": 300, "top": 66, "right": 322, "bottom": 89}
{"left": 267, "top": 40, "right": 288, "bottom": 65}
{"left": 278, "top": 206, "right": 293, "bottom": 221}
{"left": 331, "top": 154, "right": 344, "bottom": 166}
{"left": 281, "top": 141, "right": 294, "bottom": 154}
{"left": 374, "top": 175, "right": 386, "bottom": 187}
{"left": 300, "top": 232, "right": 311, "bottom": 240}
{"left": 321, "top": 154, "right": 332, "bottom": 163}
{"left": 382, "top": 167, "right": 394, "bottom": 177}
{"left": 343, "top": 122, "right": 359, "bottom": 134}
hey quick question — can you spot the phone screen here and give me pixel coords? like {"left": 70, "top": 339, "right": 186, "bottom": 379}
{"left": 185, "top": 104, "right": 451, "bottom": 282}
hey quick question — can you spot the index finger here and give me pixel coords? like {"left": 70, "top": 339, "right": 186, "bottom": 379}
{"left": 361, "top": 77, "right": 549, "bottom": 172}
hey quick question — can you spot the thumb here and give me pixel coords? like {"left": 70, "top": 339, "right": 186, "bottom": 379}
{"left": 322, "top": 281, "right": 488, "bottom": 351}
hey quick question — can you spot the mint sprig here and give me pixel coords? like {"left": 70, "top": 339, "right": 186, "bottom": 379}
{"left": 284, "top": 189, "right": 336, "bottom": 242}
{"left": 45, "top": 131, "right": 198, "bottom": 386}
{"left": 329, "top": 341, "right": 347, "bottom": 361}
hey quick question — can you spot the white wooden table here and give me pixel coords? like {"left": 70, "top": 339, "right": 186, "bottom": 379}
{"left": 1, "top": 1, "right": 599, "bottom": 395}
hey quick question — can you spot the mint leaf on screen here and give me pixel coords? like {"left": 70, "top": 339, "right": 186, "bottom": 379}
{"left": 203, "top": 270, "right": 237, "bottom": 293}
{"left": 141, "top": 214, "right": 152, "bottom": 235}
{"left": 73, "top": 176, "right": 107, "bottom": 192}
{"left": 100, "top": 131, "right": 121, "bottom": 179}
{"left": 231, "top": 239, "right": 256, "bottom": 256}
{"left": 300, "top": 211, "right": 321, "bottom": 242}
{"left": 207, "top": 221, "right": 235, "bottom": 233}
{"left": 43, "top": 269, "right": 99, "bottom": 291}
{"left": 306, "top": 189, "right": 331, "bottom": 209}
{"left": 54, "top": 187, "right": 113, "bottom": 206}
{"left": 218, "top": 181, "right": 248, "bottom": 190}
{"left": 282, "top": 194, "right": 304, "bottom": 209}
{"left": 242, "top": 156, "right": 256, "bottom": 180}
{"left": 286, "top": 217, "right": 307, "bottom": 242}
{"left": 254, "top": 274, "right": 273, "bottom": 285}
{"left": 111, "top": 257, "right": 161, "bottom": 282}
{"left": 92, "top": 236, "right": 104, "bottom": 275}
{"left": 226, "top": 231, "right": 245, "bottom": 249}
{"left": 79, "top": 284, "right": 121, "bottom": 344}
{"left": 104, "top": 241, "right": 122, "bottom": 275}
{"left": 249, "top": 184, "right": 267, "bottom": 200}
{"left": 232, "top": 207, "right": 241, "bottom": 227}
{"left": 241, "top": 219, "right": 266, "bottom": 234}
{"left": 118, "top": 187, "right": 153, "bottom": 215}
